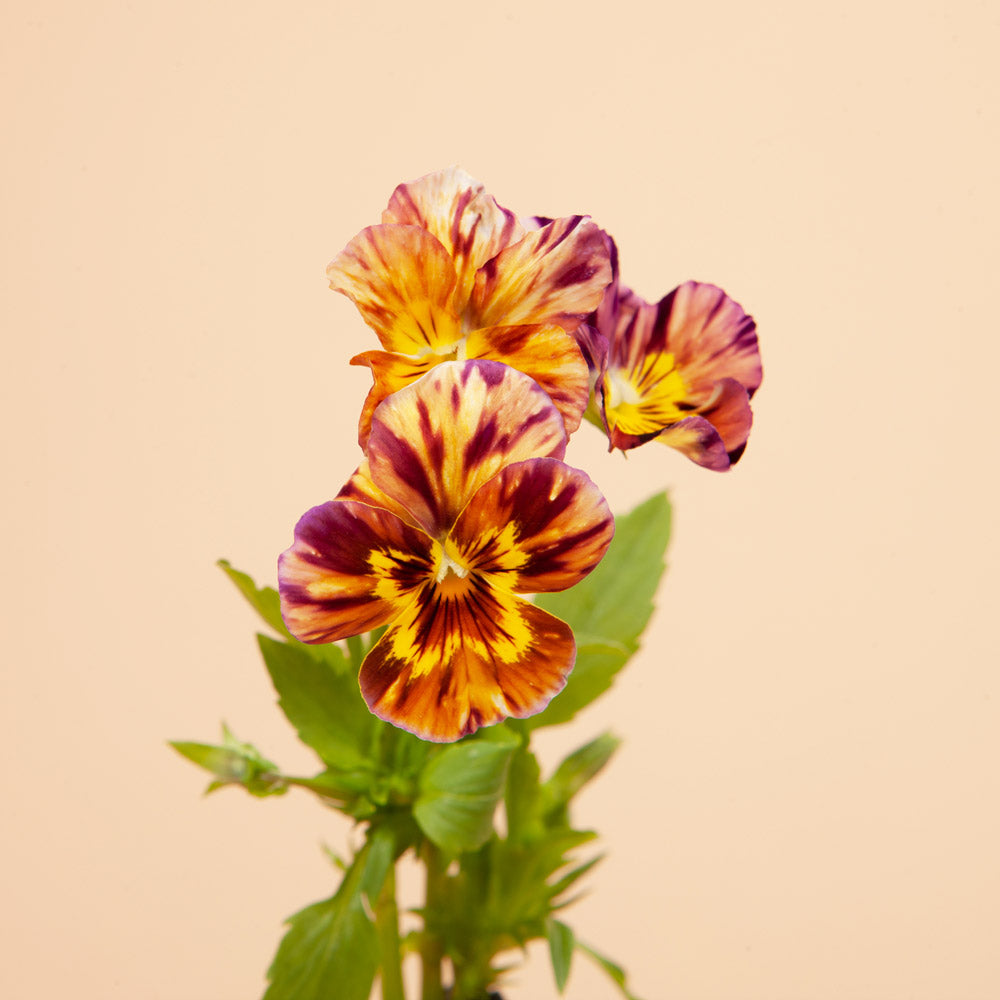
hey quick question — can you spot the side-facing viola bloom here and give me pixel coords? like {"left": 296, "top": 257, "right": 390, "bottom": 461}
{"left": 592, "top": 274, "right": 762, "bottom": 471}
{"left": 278, "top": 360, "right": 615, "bottom": 743}
{"left": 326, "top": 167, "right": 613, "bottom": 446}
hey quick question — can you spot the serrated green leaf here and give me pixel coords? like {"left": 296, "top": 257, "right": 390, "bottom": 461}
{"left": 542, "top": 732, "right": 621, "bottom": 818}
{"left": 257, "top": 634, "right": 376, "bottom": 771}
{"left": 527, "top": 492, "right": 671, "bottom": 729}
{"left": 263, "top": 830, "right": 394, "bottom": 1000}
{"left": 414, "top": 729, "right": 519, "bottom": 853}
{"left": 218, "top": 559, "right": 291, "bottom": 638}
{"left": 547, "top": 918, "right": 575, "bottom": 993}
{"left": 577, "top": 941, "right": 644, "bottom": 1000}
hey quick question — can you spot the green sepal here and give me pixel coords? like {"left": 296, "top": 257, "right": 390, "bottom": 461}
{"left": 528, "top": 491, "right": 671, "bottom": 729}
{"left": 169, "top": 723, "right": 285, "bottom": 797}
{"left": 256, "top": 634, "right": 376, "bottom": 772}
{"left": 546, "top": 917, "right": 575, "bottom": 993}
{"left": 413, "top": 727, "right": 520, "bottom": 854}
{"left": 262, "top": 827, "right": 396, "bottom": 1000}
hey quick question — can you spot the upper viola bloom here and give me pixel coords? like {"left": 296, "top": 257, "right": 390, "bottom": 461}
{"left": 278, "top": 360, "right": 615, "bottom": 743}
{"left": 593, "top": 275, "right": 762, "bottom": 471}
{"left": 326, "top": 167, "right": 613, "bottom": 446}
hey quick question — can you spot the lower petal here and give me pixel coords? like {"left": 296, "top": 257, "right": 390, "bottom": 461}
{"left": 656, "top": 415, "right": 731, "bottom": 471}
{"left": 351, "top": 349, "right": 437, "bottom": 448}
{"left": 359, "top": 586, "right": 575, "bottom": 742}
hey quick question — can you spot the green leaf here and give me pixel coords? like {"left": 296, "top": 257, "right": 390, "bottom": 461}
{"left": 504, "top": 744, "right": 544, "bottom": 844}
{"left": 528, "top": 491, "right": 671, "bottom": 729}
{"left": 577, "top": 941, "right": 644, "bottom": 1000}
{"left": 547, "top": 918, "right": 575, "bottom": 993}
{"left": 257, "top": 634, "right": 376, "bottom": 771}
{"left": 263, "top": 830, "right": 395, "bottom": 1000}
{"left": 218, "top": 559, "right": 291, "bottom": 638}
{"left": 169, "top": 723, "right": 286, "bottom": 797}
{"left": 414, "top": 728, "right": 519, "bottom": 854}
{"left": 542, "top": 732, "right": 621, "bottom": 818}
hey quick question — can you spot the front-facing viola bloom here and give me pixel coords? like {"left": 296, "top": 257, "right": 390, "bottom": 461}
{"left": 278, "top": 360, "right": 615, "bottom": 742}
{"left": 593, "top": 277, "right": 762, "bottom": 471}
{"left": 327, "top": 167, "right": 613, "bottom": 446}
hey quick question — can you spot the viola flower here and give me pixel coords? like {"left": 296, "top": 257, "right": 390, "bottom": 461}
{"left": 326, "top": 167, "right": 613, "bottom": 446}
{"left": 593, "top": 276, "right": 762, "bottom": 471}
{"left": 278, "top": 360, "right": 615, "bottom": 743}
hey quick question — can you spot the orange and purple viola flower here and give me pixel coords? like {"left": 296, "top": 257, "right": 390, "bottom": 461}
{"left": 589, "top": 263, "right": 762, "bottom": 471}
{"left": 278, "top": 360, "right": 614, "bottom": 743}
{"left": 326, "top": 167, "right": 613, "bottom": 446}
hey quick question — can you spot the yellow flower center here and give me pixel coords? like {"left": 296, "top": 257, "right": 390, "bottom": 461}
{"left": 603, "top": 353, "right": 691, "bottom": 436}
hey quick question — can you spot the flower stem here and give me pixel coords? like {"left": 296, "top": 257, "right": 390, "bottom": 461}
{"left": 420, "top": 842, "right": 446, "bottom": 1000}
{"left": 375, "top": 862, "right": 406, "bottom": 1000}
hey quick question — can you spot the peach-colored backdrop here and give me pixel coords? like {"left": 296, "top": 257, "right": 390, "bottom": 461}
{"left": 4, "top": 1, "right": 998, "bottom": 997}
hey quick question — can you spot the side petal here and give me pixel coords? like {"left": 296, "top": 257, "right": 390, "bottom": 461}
{"left": 278, "top": 499, "right": 434, "bottom": 642}
{"left": 383, "top": 166, "right": 524, "bottom": 314}
{"left": 469, "top": 216, "right": 613, "bottom": 331}
{"left": 359, "top": 584, "right": 575, "bottom": 742}
{"left": 366, "top": 360, "right": 568, "bottom": 537}
{"left": 656, "top": 281, "right": 762, "bottom": 395}
{"left": 450, "top": 458, "right": 614, "bottom": 594}
{"left": 326, "top": 225, "right": 462, "bottom": 355}
{"left": 350, "top": 349, "right": 437, "bottom": 449}
{"left": 464, "top": 324, "right": 590, "bottom": 434}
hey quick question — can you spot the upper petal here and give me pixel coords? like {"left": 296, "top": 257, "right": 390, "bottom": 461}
{"left": 383, "top": 167, "right": 524, "bottom": 314}
{"left": 326, "top": 224, "right": 462, "bottom": 355}
{"left": 359, "top": 583, "right": 575, "bottom": 742}
{"left": 278, "top": 499, "right": 435, "bottom": 643}
{"left": 449, "top": 458, "right": 614, "bottom": 594}
{"left": 350, "top": 349, "right": 437, "bottom": 449}
{"left": 365, "top": 360, "right": 568, "bottom": 538}
{"left": 651, "top": 281, "right": 762, "bottom": 395}
{"left": 469, "top": 216, "right": 613, "bottom": 331}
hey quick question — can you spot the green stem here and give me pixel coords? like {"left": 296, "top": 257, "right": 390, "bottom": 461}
{"left": 420, "top": 841, "right": 446, "bottom": 1000}
{"left": 375, "top": 863, "right": 406, "bottom": 1000}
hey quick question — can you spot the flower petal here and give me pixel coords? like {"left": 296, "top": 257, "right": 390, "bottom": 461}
{"left": 383, "top": 166, "right": 523, "bottom": 314}
{"left": 359, "top": 584, "right": 575, "bottom": 741}
{"left": 350, "top": 349, "right": 437, "bottom": 448}
{"left": 464, "top": 324, "right": 589, "bottom": 434}
{"left": 654, "top": 281, "right": 761, "bottom": 395}
{"left": 470, "top": 216, "right": 613, "bottom": 331}
{"left": 326, "top": 225, "right": 462, "bottom": 355}
{"left": 278, "top": 499, "right": 434, "bottom": 642}
{"left": 692, "top": 377, "right": 754, "bottom": 460}
{"left": 656, "top": 416, "right": 732, "bottom": 471}
{"left": 450, "top": 458, "right": 614, "bottom": 593}
{"left": 366, "top": 360, "right": 568, "bottom": 537}
{"left": 336, "top": 459, "right": 420, "bottom": 529}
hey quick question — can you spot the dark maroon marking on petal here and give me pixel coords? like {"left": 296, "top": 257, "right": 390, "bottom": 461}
{"left": 472, "top": 357, "right": 508, "bottom": 388}
{"left": 553, "top": 261, "right": 602, "bottom": 289}
{"left": 416, "top": 397, "right": 445, "bottom": 470}
{"left": 728, "top": 441, "right": 748, "bottom": 465}
{"left": 463, "top": 415, "right": 500, "bottom": 469}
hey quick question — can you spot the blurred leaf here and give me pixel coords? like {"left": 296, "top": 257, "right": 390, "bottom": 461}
{"left": 546, "top": 918, "right": 575, "bottom": 993}
{"left": 577, "top": 941, "right": 644, "bottom": 1000}
{"left": 263, "top": 829, "right": 395, "bottom": 1000}
{"left": 218, "top": 559, "right": 291, "bottom": 638}
{"left": 528, "top": 492, "right": 671, "bottom": 729}
{"left": 257, "top": 635, "right": 376, "bottom": 772}
{"left": 542, "top": 732, "right": 621, "bottom": 820}
{"left": 169, "top": 723, "right": 285, "bottom": 797}
{"left": 504, "top": 744, "right": 543, "bottom": 844}
{"left": 414, "top": 728, "right": 519, "bottom": 854}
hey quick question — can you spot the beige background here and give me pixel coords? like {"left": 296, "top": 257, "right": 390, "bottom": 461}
{"left": 4, "top": 1, "right": 998, "bottom": 997}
